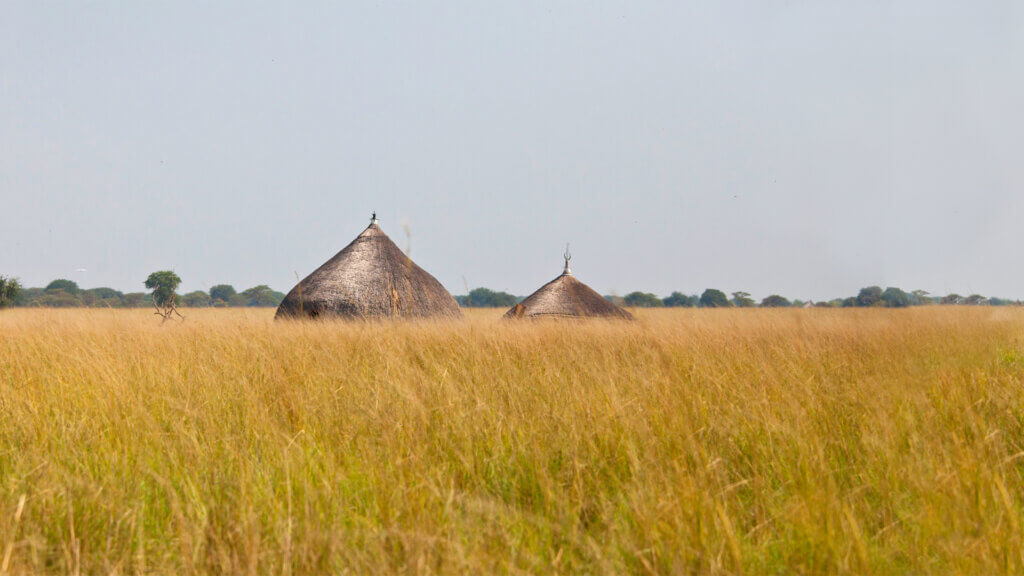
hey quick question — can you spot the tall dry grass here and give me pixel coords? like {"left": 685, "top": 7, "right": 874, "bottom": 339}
{"left": 1, "top": 307, "right": 1023, "bottom": 574}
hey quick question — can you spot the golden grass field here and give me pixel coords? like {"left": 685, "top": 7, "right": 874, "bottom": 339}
{"left": 2, "top": 307, "right": 1024, "bottom": 575}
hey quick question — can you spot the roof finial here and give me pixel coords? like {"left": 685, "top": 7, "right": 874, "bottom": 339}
{"left": 563, "top": 243, "right": 572, "bottom": 275}
{"left": 371, "top": 211, "right": 378, "bottom": 225}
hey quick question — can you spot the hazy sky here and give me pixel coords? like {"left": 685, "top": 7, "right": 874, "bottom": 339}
{"left": 3, "top": 2, "right": 1023, "bottom": 300}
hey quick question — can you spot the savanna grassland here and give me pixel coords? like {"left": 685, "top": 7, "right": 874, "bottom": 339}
{"left": 2, "top": 307, "right": 1024, "bottom": 575}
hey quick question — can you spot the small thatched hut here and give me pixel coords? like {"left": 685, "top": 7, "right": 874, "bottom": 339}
{"left": 505, "top": 250, "right": 633, "bottom": 320}
{"left": 275, "top": 215, "right": 462, "bottom": 320}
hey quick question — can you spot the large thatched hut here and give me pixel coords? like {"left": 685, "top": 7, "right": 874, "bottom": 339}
{"left": 275, "top": 215, "right": 462, "bottom": 320}
{"left": 505, "top": 250, "right": 633, "bottom": 320}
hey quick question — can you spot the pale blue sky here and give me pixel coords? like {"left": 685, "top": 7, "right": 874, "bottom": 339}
{"left": 2, "top": 2, "right": 1023, "bottom": 300}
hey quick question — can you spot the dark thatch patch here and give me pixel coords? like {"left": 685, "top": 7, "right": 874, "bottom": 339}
{"left": 276, "top": 222, "right": 462, "bottom": 320}
{"left": 504, "top": 269, "right": 633, "bottom": 320}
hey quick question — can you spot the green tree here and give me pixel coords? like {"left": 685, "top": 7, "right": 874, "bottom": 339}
{"left": 209, "top": 284, "right": 236, "bottom": 303}
{"left": 731, "top": 291, "right": 755, "bottom": 307}
{"left": 145, "top": 271, "right": 183, "bottom": 321}
{"left": 40, "top": 290, "right": 80, "bottom": 307}
{"left": 663, "top": 292, "right": 696, "bottom": 307}
{"left": 939, "top": 294, "right": 963, "bottom": 305}
{"left": 85, "top": 287, "right": 122, "bottom": 300}
{"left": 0, "top": 276, "right": 23, "bottom": 309}
{"left": 965, "top": 294, "right": 988, "bottom": 306}
{"left": 856, "top": 286, "right": 883, "bottom": 307}
{"left": 181, "top": 291, "right": 213, "bottom": 307}
{"left": 45, "top": 279, "right": 79, "bottom": 294}
{"left": 699, "top": 289, "right": 731, "bottom": 308}
{"left": 81, "top": 287, "right": 123, "bottom": 307}
{"left": 459, "top": 287, "right": 519, "bottom": 308}
{"left": 881, "top": 287, "right": 910, "bottom": 308}
{"left": 911, "top": 290, "right": 931, "bottom": 306}
{"left": 122, "top": 292, "right": 151, "bottom": 308}
{"left": 623, "top": 292, "right": 664, "bottom": 307}
{"left": 239, "top": 285, "right": 285, "bottom": 307}
{"left": 79, "top": 290, "right": 99, "bottom": 307}
{"left": 228, "top": 294, "right": 250, "bottom": 307}
{"left": 16, "top": 287, "right": 44, "bottom": 307}
{"left": 761, "top": 294, "right": 791, "bottom": 308}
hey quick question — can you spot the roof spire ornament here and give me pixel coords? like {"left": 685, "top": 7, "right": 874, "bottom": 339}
{"left": 563, "top": 243, "right": 572, "bottom": 275}
{"left": 371, "top": 211, "right": 378, "bottom": 225}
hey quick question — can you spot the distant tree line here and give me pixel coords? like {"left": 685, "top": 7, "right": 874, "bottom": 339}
{"left": 451, "top": 286, "right": 1022, "bottom": 309}
{"left": 0, "top": 277, "right": 285, "bottom": 308}
{"left": 454, "top": 287, "right": 521, "bottom": 307}
{"left": 604, "top": 287, "right": 1021, "bottom": 308}
{"left": 2, "top": 274, "right": 1019, "bottom": 311}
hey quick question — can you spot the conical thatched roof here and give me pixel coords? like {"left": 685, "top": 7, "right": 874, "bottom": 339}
{"left": 275, "top": 216, "right": 462, "bottom": 320}
{"left": 504, "top": 253, "right": 633, "bottom": 320}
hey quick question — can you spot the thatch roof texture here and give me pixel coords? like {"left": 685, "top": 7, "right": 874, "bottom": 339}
{"left": 275, "top": 218, "right": 462, "bottom": 320}
{"left": 504, "top": 256, "right": 633, "bottom": 320}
